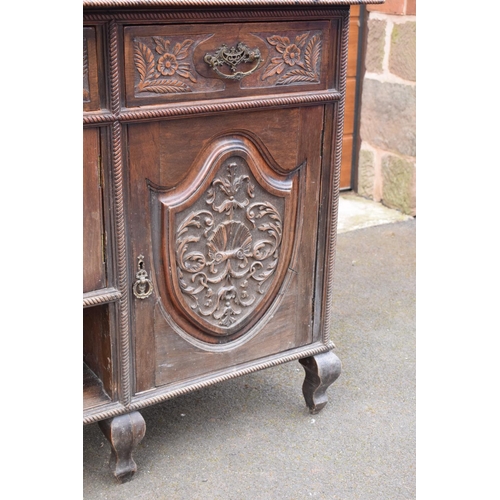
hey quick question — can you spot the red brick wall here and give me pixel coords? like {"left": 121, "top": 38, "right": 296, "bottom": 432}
{"left": 357, "top": 0, "right": 416, "bottom": 216}
{"left": 368, "top": 0, "right": 416, "bottom": 16}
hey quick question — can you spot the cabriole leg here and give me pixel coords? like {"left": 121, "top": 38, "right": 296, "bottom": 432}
{"left": 98, "top": 411, "right": 146, "bottom": 482}
{"left": 299, "top": 351, "right": 341, "bottom": 414}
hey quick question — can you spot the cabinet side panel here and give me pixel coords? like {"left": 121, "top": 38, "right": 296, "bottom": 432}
{"left": 83, "top": 127, "right": 106, "bottom": 292}
{"left": 83, "top": 27, "right": 101, "bottom": 112}
{"left": 294, "top": 105, "right": 325, "bottom": 346}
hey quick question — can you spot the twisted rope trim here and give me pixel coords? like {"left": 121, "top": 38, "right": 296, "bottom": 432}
{"left": 84, "top": 0, "right": 384, "bottom": 8}
{"left": 83, "top": 112, "right": 114, "bottom": 125}
{"left": 83, "top": 402, "right": 125, "bottom": 424}
{"left": 83, "top": 288, "right": 122, "bottom": 307}
{"left": 83, "top": 92, "right": 342, "bottom": 124}
{"left": 109, "top": 22, "right": 121, "bottom": 117}
{"left": 118, "top": 92, "right": 341, "bottom": 122}
{"left": 109, "top": 21, "right": 132, "bottom": 407}
{"left": 84, "top": 8, "right": 349, "bottom": 21}
{"left": 321, "top": 10, "right": 349, "bottom": 345}
{"left": 83, "top": 341, "right": 334, "bottom": 424}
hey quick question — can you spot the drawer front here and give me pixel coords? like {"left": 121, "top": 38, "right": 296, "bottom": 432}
{"left": 123, "top": 20, "right": 335, "bottom": 108}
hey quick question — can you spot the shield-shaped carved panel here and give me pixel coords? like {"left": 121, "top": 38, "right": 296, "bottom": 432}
{"left": 150, "top": 135, "right": 302, "bottom": 345}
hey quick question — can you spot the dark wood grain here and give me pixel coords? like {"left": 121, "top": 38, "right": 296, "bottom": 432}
{"left": 83, "top": 127, "right": 106, "bottom": 292}
{"left": 83, "top": 27, "right": 102, "bottom": 112}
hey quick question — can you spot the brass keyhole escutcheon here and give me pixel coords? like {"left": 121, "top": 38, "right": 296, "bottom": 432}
{"left": 133, "top": 255, "right": 153, "bottom": 300}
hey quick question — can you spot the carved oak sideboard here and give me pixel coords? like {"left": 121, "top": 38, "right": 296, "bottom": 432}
{"left": 83, "top": 0, "right": 382, "bottom": 482}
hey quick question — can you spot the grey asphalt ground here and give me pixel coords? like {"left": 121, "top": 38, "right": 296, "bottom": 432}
{"left": 83, "top": 204, "right": 416, "bottom": 499}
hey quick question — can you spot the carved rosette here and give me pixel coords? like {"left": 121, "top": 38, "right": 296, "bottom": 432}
{"left": 152, "top": 136, "right": 300, "bottom": 345}
{"left": 133, "top": 36, "right": 201, "bottom": 94}
{"left": 261, "top": 31, "right": 322, "bottom": 86}
{"left": 176, "top": 161, "right": 283, "bottom": 329}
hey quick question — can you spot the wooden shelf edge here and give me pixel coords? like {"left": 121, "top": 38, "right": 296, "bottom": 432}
{"left": 83, "top": 287, "right": 121, "bottom": 308}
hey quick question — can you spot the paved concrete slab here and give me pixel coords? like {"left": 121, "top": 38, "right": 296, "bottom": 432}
{"left": 83, "top": 197, "right": 416, "bottom": 499}
{"left": 337, "top": 192, "right": 411, "bottom": 234}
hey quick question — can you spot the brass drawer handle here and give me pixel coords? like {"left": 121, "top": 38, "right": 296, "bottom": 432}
{"left": 133, "top": 255, "right": 153, "bottom": 300}
{"left": 204, "top": 42, "right": 262, "bottom": 81}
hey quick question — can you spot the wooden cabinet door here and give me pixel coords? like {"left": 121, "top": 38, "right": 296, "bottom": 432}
{"left": 126, "top": 106, "right": 326, "bottom": 393}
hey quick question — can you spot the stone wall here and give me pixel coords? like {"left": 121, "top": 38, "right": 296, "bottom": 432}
{"left": 357, "top": 0, "right": 416, "bottom": 215}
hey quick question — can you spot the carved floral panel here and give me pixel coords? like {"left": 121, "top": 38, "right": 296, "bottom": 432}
{"left": 259, "top": 30, "right": 323, "bottom": 87}
{"left": 132, "top": 34, "right": 214, "bottom": 95}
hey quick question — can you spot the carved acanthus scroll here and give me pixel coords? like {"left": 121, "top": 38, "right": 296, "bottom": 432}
{"left": 175, "top": 160, "right": 283, "bottom": 330}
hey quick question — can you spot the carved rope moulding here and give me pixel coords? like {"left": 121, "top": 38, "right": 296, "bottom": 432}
{"left": 84, "top": 1, "right": 377, "bottom": 11}
{"left": 84, "top": 8, "right": 349, "bottom": 22}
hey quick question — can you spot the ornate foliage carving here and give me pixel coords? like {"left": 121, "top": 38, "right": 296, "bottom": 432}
{"left": 133, "top": 36, "right": 198, "bottom": 94}
{"left": 175, "top": 160, "right": 283, "bottom": 330}
{"left": 261, "top": 31, "right": 322, "bottom": 86}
